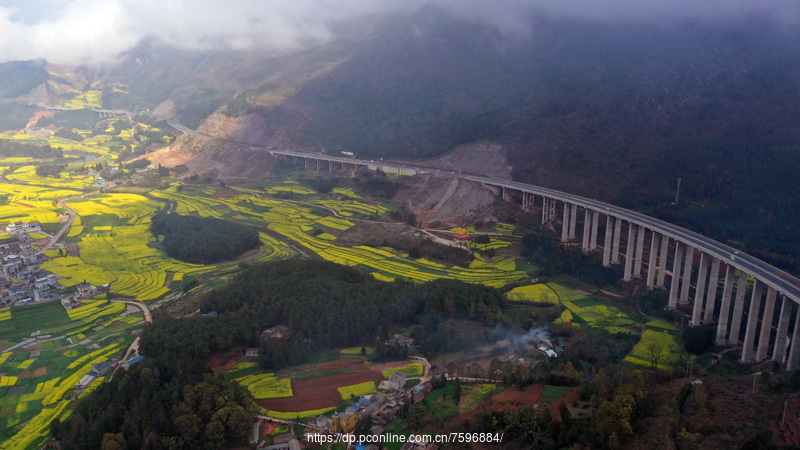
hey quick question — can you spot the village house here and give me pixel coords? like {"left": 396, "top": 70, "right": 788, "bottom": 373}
{"left": 308, "top": 415, "right": 332, "bottom": 432}
{"left": 92, "top": 361, "right": 113, "bottom": 376}
{"left": 62, "top": 295, "right": 81, "bottom": 310}
{"left": 75, "top": 282, "right": 94, "bottom": 297}
{"left": 1, "top": 262, "right": 19, "bottom": 278}
{"left": 33, "top": 287, "right": 50, "bottom": 302}
{"left": 122, "top": 355, "right": 143, "bottom": 369}
{"left": 262, "top": 437, "right": 301, "bottom": 450}
{"left": 412, "top": 383, "right": 433, "bottom": 404}
{"left": 389, "top": 334, "right": 415, "bottom": 347}
{"left": 5, "top": 222, "right": 28, "bottom": 234}
{"left": 34, "top": 275, "right": 58, "bottom": 289}
{"left": 378, "top": 371, "right": 407, "bottom": 392}
{"left": 75, "top": 373, "right": 96, "bottom": 390}
{"left": 261, "top": 324, "right": 290, "bottom": 341}
{"left": 332, "top": 407, "right": 358, "bottom": 433}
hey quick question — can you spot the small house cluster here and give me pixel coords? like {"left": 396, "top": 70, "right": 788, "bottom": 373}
{"left": 0, "top": 222, "right": 103, "bottom": 308}
{"left": 0, "top": 232, "right": 49, "bottom": 305}
{"left": 75, "top": 360, "right": 115, "bottom": 390}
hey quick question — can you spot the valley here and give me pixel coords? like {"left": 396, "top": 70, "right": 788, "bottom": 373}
{"left": 1, "top": 7, "right": 799, "bottom": 447}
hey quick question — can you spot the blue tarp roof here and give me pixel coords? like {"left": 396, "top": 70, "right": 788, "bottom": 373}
{"left": 126, "top": 355, "right": 143, "bottom": 364}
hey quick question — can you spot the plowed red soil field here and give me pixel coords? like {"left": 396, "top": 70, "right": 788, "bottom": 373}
{"left": 257, "top": 358, "right": 383, "bottom": 412}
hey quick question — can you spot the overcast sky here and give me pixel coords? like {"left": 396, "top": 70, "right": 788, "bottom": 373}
{"left": 1, "top": 0, "right": 798, "bottom": 65}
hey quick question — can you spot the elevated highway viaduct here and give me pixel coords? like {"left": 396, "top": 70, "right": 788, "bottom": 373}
{"left": 168, "top": 121, "right": 800, "bottom": 370}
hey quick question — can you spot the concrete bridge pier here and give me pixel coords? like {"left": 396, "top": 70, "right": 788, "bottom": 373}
{"left": 646, "top": 231, "right": 659, "bottom": 289}
{"left": 522, "top": 192, "right": 533, "bottom": 209}
{"left": 773, "top": 298, "right": 794, "bottom": 362}
{"left": 727, "top": 271, "right": 751, "bottom": 344}
{"left": 561, "top": 204, "right": 570, "bottom": 242}
{"left": 691, "top": 253, "right": 709, "bottom": 326}
{"left": 589, "top": 211, "right": 600, "bottom": 252}
{"left": 549, "top": 198, "right": 557, "bottom": 221}
{"left": 623, "top": 223, "right": 636, "bottom": 281}
{"left": 668, "top": 242, "right": 685, "bottom": 309}
{"left": 703, "top": 258, "right": 721, "bottom": 324}
{"left": 633, "top": 225, "right": 646, "bottom": 278}
{"left": 656, "top": 235, "right": 670, "bottom": 288}
{"left": 679, "top": 246, "right": 695, "bottom": 305}
{"left": 603, "top": 215, "right": 613, "bottom": 267}
{"left": 582, "top": 209, "right": 591, "bottom": 252}
{"left": 611, "top": 217, "right": 622, "bottom": 264}
{"left": 715, "top": 265, "right": 736, "bottom": 344}
{"left": 569, "top": 204, "right": 578, "bottom": 239}
{"left": 740, "top": 280, "right": 765, "bottom": 363}
{"left": 542, "top": 197, "right": 549, "bottom": 223}
{"left": 755, "top": 287, "right": 778, "bottom": 361}
{"left": 786, "top": 306, "right": 800, "bottom": 370}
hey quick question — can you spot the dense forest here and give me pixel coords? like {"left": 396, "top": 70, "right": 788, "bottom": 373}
{"left": 0, "top": 140, "right": 64, "bottom": 159}
{"left": 522, "top": 233, "right": 622, "bottom": 287}
{"left": 198, "top": 260, "right": 511, "bottom": 368}
{"left": 466, "top": 367, "right": 653, "bottom": 449}
{"left": 149, "top": 210, "right": 260, "bottom": 264}
{"left": 57, "top": 358, "right": 253, "bottom": 449}
{"left": 138, "top": 260, "right": 512, "bottom": 371}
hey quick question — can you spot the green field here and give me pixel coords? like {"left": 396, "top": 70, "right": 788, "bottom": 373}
{"left": 623, "top": 321, "right": 683, "bottom": 369}
{"left": 541, "top": 385, "right": 571, "bottom": 403}
{"left": 381, "top": 363, "right": 424, "bottom": 379}
{"left": 547, "top": 283, "right": 683, "bottom": 369}
{"left": 506, "top": 284, "right": 559, "bottom": 304}
{"left": 0, "top": 300, "right": 138, "bottom": 447}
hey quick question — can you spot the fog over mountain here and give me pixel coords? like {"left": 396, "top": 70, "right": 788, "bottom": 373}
{"left": 1, "top": 0, "right": 798, "bottom": 65}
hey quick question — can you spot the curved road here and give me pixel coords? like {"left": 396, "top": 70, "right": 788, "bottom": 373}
{"left": 108, "top": 300, "right": 152, "bottom": 380}
{"left": 36, "top": 199, "right": 78, "bottom": 254}
{"left": 166, "top": 120, "right": 800, "bottom": 304}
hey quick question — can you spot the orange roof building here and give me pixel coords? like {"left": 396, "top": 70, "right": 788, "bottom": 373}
{"left": 454, "top": 230, "right": 469, "bottom": 243}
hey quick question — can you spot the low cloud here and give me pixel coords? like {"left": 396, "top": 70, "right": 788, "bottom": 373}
{"left": 0, "top": 0, "right": 797, "bottom": 66}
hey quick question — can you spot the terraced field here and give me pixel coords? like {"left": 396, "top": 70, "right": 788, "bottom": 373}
{"left": 0, "top": 132, "right": 116, "bottom": 161}
{"left": 152, "top": 186, "right": 528, "bottom": 288}
{"left": 546, "top": 282, "right": 684, "bottom": 368}
{"left": 236, "top": 373, "right": 293, "bottom": 399}
{"left": 0, "top": 301, "right": 138, "bottom": 448}
{"left": 6, "top": 166, "right": 94, "bottom": 190}
{"left": 42, "top": 193, "right": 213, "bottom": 300}
{"left": 505, "top": 284, "right": 559, "bottom": 304}
{"left": 0, "top": 183, "right": 79, "bottom": 233}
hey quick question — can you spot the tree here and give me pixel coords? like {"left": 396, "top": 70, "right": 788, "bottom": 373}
{"left": 594, "top": 393, "right": 636, "bottom": 445}
{"left": 101, "top": 433, "right": 126, "bottom": 450}
{"left": 453, "top": 378, "right": 462, "bottom": 404}
{"left": 558, "top": 401, "right": 572, "bottom": 426}
{"left": 50, "top": 418, "right": 61, "bottom": 440}
{"left": 647, "top": 342, "right": 664, "bottom": 370}
{"left": 354, "top": 418, "right": 372, "bottom": 439}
